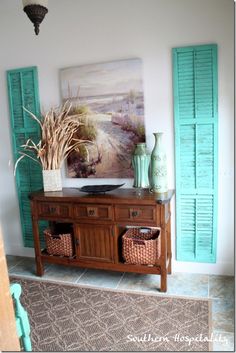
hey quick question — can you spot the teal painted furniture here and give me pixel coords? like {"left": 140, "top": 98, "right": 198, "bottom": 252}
{"left": 173, "top": 44, "right": 218, "bottom": 263}
{"left": 10, "top": 283, "right": 32, "bottom": 351}
{"left": 7, "top": 66, "right": 46, "bottom": 247}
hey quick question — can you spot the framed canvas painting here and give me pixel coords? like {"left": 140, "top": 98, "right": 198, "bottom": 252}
{"left": 60, "top": 58, "right": 145, "bottom": 178}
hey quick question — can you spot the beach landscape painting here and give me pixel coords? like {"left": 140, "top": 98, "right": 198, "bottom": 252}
{"left": 60, "top": 58, "right": 145, "bottom": 178}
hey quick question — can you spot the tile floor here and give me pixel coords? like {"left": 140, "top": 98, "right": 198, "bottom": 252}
{"left": 7, "top": 255, "right": 235, "bottom": 352}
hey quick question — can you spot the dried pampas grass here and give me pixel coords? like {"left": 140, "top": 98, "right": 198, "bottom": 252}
{"left": 14, "top": 101, "right": 90, "bottom": 173}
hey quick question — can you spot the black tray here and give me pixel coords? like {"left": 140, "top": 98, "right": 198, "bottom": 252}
{"left": 79, "top": 184, "right": 125, "bottom": 194}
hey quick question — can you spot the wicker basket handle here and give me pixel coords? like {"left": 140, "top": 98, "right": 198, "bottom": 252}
{"left": 52, "top": 235, "right": 62, "bottom": 240}
{"left": 133, "top": 239, "right": 145, "bottom": 246}
{"left": 46, "top": 233, "right": 62, "bottom": 240}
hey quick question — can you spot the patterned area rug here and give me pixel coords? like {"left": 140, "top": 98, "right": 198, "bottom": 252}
{"left": 11, "top": 277, "right": 211, "bottom": 351}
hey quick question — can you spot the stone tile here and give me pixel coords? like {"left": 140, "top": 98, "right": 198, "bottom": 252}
{"left": 77, "top": 269, "right": 124, "bottom": 289}
{"left": 212, "top": 299, "right": 234, "bottom": 333}
{"left": 212, "top": 332, "right": 235, "bottom": 351}
{"left": 9, "top": 257, "right": 37, "bottom": 277}
{"left": 118, "top": 272, "right": 209, "bottom": 297}
{"left": 117, "top": 272, "right": 161, "bottom": 293}
{"left": 209, "top": 275, "right": 234, "bottom": 300}
{"left": 6, "top": 255, "right": 24, "bottom": 270}
{"left": 43, "top": 264, "right": 85, "bottom": 283}
{"left": 166, "top": 273, "right": 209, "bottom": 297}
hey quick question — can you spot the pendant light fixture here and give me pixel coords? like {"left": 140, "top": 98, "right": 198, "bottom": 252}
{"left": 22, "top": 0, "right": 48, "bottom": 35}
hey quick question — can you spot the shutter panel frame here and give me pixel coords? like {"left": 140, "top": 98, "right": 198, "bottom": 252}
{"left": 7, "top": 66, "right": 44, "bottom": 248}
{"left": 173, "top": 44, "right": 218, "bottom": 263}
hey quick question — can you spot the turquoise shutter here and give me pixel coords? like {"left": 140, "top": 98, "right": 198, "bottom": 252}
{"left": 7, "top": 67, "right": 44, "bottom": 247}
{"left": 173, "top": 44, "right": 218, "bottom": 262}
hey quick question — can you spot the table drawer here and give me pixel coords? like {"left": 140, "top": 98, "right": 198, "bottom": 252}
{"left": 115, "top": 205, "right": 158, "bottom": 224}
{"left": 37, "top": 202, "right": 72, "bottom": 219}
{"left": 74, "top": 204, "right": 113, "bottom": 221}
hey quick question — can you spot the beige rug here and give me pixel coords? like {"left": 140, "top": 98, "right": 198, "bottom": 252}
{"left": 11, "top": 277, "right": 212, "bottom": 351}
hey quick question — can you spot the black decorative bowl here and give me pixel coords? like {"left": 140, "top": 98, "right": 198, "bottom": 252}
{"left": 79, "top": 183, "right": 125, "bottom": 194}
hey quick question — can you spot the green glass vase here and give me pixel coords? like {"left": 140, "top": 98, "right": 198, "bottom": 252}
{"left": 132, "top": 143, "right": 150, "bottom": 189}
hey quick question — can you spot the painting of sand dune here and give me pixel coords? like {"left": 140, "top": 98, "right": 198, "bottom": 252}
{"left": 60, "top": 58, "right": 145, "bottom": 178}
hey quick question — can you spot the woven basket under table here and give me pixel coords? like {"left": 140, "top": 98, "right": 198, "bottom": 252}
{"left": 44, "top": 229, "right": 73, "bottom": 257}
{"left": 122, "top": 227, "right": 160, "bottom": 265}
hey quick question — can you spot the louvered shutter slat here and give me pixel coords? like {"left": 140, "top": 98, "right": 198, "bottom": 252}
{"left": 173, "top": 44, "right": 218, "bottom": 263}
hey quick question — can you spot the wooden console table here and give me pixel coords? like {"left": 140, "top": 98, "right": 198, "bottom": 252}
{"left": 29, "top": 188, "right": 174, "bottom": 292}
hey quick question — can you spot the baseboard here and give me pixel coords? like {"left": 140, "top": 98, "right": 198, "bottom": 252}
{"left": 172, "top": 260, "right": 234, "bottom": 276}
{"left": 6, "top": 246, "right": 34, "bottom": 258}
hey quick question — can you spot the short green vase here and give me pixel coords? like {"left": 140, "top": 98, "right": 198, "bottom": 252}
{"left": 132, "top": 143, "right": 150, "bottom": 189}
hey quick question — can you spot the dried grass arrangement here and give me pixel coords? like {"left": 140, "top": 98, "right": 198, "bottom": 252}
{"left": 14, "top": 101, "right": 89, "bottom": 173}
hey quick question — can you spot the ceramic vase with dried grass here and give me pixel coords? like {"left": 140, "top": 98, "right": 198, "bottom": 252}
{"left": 14, "top": 101, "right": 89, "bottom": 192}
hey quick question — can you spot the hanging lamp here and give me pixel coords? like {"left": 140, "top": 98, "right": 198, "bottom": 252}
{"left": 22, "top": 0, "right": 48, "bottom": 35}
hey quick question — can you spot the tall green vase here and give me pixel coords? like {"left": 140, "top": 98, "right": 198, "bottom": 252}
{"left": 150, "top": 132, "right": 168, "bottom": 194}
{"left": 132, "top": 143, "right": 150, "bottom": 189}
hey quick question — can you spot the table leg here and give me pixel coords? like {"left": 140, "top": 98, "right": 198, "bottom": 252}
{"left": 31, "top": 211, "right": 44, "bottom": 276}
{"left": 167, "top": 260, "right": 172, "bottom": 274}
{"left": 35, "top": 255, "right": 44, "bottom": 276}
{"left": 160, "top": 268, "right": 167, "bottom": 292}
{"left": 167, "top": 208, "right": 172, "bottom": 274}
{"left": 160, "top": 204, "right": 168, "bottom": 292}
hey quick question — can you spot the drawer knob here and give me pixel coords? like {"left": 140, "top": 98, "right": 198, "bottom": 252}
{"left": 132, "top": 210, "right": 139, "bottom": 217}
{"left": 49, "top": 207, "right": 56, "bottom": 213}
{"left": 88, "top": 209, "right": 95, "bottom": 216}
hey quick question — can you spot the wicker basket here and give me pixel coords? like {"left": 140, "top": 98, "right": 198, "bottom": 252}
{"left": 44, "top": 229, "right": 73, "bottom": 257}
{"left": 122, "top": 227, "right": 160, "bottom": 265}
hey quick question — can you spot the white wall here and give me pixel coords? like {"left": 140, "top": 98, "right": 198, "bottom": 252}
{"left": 0, "top": 0, "right": 234, "bottom": 274}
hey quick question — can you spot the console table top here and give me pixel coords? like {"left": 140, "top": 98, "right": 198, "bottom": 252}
{"left": 29, "top": 188, "right": 175, "bottom": 205}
